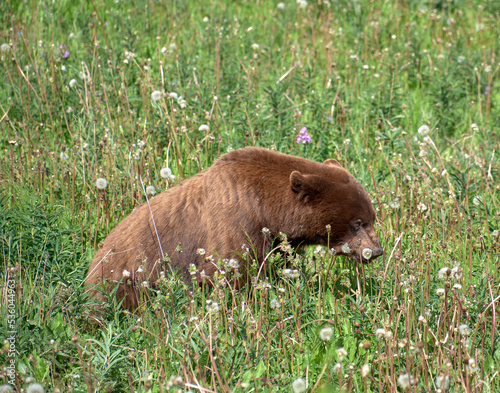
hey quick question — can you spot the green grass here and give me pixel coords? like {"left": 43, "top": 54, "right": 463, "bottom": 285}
{"left": 1, "top": 0, "right": 500, "bottom": 391}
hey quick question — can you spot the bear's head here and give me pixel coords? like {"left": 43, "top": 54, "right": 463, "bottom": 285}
{"left": 289, "top": 159, "right": 383, "bottom": 264}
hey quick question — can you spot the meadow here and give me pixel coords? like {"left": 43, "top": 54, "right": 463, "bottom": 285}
{"left": 1, "top": 0, "right": 500, "bottom": 391}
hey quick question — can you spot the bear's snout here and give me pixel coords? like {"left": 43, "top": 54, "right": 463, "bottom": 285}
{"left": 371, "top": 247, "right": 384, "bottom": 258}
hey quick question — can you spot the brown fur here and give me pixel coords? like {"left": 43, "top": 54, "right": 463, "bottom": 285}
{"left": 85, "top": 147, "right": 383, "bottom": 308}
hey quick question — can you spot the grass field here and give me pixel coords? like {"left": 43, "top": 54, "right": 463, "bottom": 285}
{"left": 1, "top": 0, "right": 500, "bottom": 391}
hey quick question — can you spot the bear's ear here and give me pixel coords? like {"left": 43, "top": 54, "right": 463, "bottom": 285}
{"left": 323, "top": 158, "right": 342, "bottom": 167}
{"left": 290, "top": 171, "right": 319, "bottom": 201}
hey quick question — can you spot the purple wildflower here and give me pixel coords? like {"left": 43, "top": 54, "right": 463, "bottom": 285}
{"left": 296, "top": 127, "right": 312, "bottom": 144}
{"left": 485, "top": 86, "right": 489, "bottom": 95}
{"left": 63, "top": 50, "right": 69, "bottom": 58}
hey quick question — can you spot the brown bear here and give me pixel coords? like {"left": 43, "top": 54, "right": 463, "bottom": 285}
{"left": 85, "top": 147, "right": 383, "bottom": 309}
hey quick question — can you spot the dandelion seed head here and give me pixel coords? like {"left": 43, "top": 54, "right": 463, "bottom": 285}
{"left": 465, "top": 358, "right": 479, "bottom": 373}
{"left": 199, "top": 124, "right": 210, "bottom": 132}
{"left": 332, "top": 363, "right": 343, "bottom": 374}
{"left": 160, "top": 167, "right": 173, "bottom": 179}
{"left": 151, "top": 90, "right": 162, "bottom": 101}
{"left": 362, "top": 248, "right": 373, "bottom": 260}
{"left": 225, "top": 258, "right": 240, "bottom": 269}
{"left": 319, "top": 326, "right": 333, "bottom": 342}
{"left": 122, "top": 270, "right": 131, "bottom": 278}
{"left": 169, "top": 43, "right": 177, "bottom": 51}
{"left": 398, "top": 373, "right": 416, "bottom": 389}
{"left": 142, "top": 185, "right": 155, "bottom": 197}
{"left": 292, "top": 378, "right": 306, "bottom": 393}
{"left": 375, "top": 328, "right": 386, "bottom": 340}
{"left": 206, "top": 301, "right": 219, "bottom": 313}
{"left": 417, "top": 202, "right": 427, "bottom": 211}
{"left": 361, "top": 363, "right": 370, "bottom": 377}
{"left": 69, "top": 79, "right": 77, "bottom": 88}
{"left": 435, "top": 374, "right": 450, "bottom": 391}
{"left": 26, "top": 383, "right": 45, "bottom": 393}
{"left": 95, "top": 178, "right": 108, "bottom": 190}
{"left": 458, "top": 324, "right": 470, "bottom": 336}
{"left": 341, "top": 243, "right": 351, "bottom": 254}
{"left": 436, "top": 288, "right": 446, "bottom": 296}
{"left": 169, "top": 92, "right": 178, "bottom": 100}
{"left": 438, "top": 267, "right": 450, "bottom": 280}
{"left": 450, "top": 266, "right": 462, "bottom": 281}
{"left": 277, "top": 2, "right": 285, "bottom": 9}
{"left": 270, "top": 298, "right": 280, "bottom": 310}
{"left": 418, "top": 125, "right": 430, "bottom": 136}
{"left": 1, "top": 43, "right": 11, "bottom": 52}
{"left": 336, "top": 347, "right": 347, "bottom": 361}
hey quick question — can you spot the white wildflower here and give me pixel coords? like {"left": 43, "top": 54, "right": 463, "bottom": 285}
{"left": 436, "top": 288, "right": 446, "bottom": 296}
{"left": 122, "top": 270, "right": 131, "bottom": 278}
{"left": 277, "top": 2, "right": 285, "bottom": 9}
{"left": 471, "top": 123, "right": 478, "bottom": 131}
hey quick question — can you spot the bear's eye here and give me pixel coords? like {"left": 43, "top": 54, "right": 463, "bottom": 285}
{"left": 352, "top": 220, "right": 362, "bottom": 231}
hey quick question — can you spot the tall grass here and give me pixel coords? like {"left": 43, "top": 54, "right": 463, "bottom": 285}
{"left": 1, "top": 0, "right": 499, "bottom": 391}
